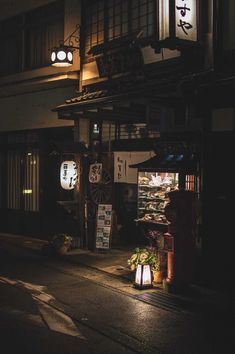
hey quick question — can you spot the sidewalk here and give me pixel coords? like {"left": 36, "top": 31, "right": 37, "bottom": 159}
{"left": 0, "top": 232, "right": 134, "bottom": 280}
{"left": 1, "top": 232, "right": 235, "bottom": 312}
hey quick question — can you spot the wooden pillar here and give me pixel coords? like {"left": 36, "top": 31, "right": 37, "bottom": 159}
{"left": 73, "top": 120, "right": 87, "bottom": 248}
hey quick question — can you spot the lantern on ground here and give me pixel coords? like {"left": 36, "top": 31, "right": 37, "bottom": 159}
{"left": 60, "top": 161, "right": 78, "bottom": 190}
{"left": 134, "top": 264, "right": 153, "bottom": 290}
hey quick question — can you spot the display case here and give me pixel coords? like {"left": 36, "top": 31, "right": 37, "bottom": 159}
{"left": 129, "top": 149, "right": 199, "bottom": 283}
{"left": 137, "top": 172, "right": 179, "bottom": 225}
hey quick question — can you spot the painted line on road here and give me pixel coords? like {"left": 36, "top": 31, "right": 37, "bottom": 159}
{"left": 35, "top": 299, "right": 86, "bottom": 339}
{"left": 0, "top": 276, "right": 86, "bottom": 340}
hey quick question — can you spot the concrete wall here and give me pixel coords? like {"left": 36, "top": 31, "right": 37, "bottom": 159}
{"left": 0, "top": 0, "right": 80, "bottom": 132}
{"left": 0, "top": 0, "right": 56, "bottom": 20}
{"left": 0, "top": 86, "right": 74, "bottom": 132}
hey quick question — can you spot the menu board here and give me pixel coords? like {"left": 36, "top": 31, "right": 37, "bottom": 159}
{"left": 96, "top": 204, "right": 112, "bottom": 249}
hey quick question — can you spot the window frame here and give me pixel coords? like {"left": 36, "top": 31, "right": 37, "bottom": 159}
{"left": 83, "top": 0, "right": 156, "bottom": 58}
{"left": 213, "top": 0, "right": 235, "bottom": 73}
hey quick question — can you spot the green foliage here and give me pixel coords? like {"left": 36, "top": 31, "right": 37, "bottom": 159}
{"left": 127, "top": 247, "right": 159, "bottom": 271}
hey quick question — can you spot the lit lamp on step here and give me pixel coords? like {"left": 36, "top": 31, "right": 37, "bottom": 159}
{"left": 134, "top": 264, "right": 153, "bottom": 289}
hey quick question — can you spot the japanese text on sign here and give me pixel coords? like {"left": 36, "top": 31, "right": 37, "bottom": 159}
{"left": 175, "top": 0, "right": 197, "bottom": 41}
{"left": 60, "top": 161, "right": 78, "bottom": 190}
{"left": 89, "top": 163, "right": 102, "bottom": 183}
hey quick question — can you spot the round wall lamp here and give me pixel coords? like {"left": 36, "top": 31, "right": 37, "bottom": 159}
{"left": 51, "top": 45, "right": 74, "bottom": 67}
{"left": 50, "top": 24, "right": 80, "bottom": 68}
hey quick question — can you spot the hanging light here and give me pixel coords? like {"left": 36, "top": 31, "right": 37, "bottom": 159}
{"left": 134, "top": 264, "right": 153, "bottom": 290}
{"left": 60, "top": 160, "right": 78, "bottom": 190}
{"left": 51, "top": 45, "right": 74, "bottom": 67}
{"left": 50, "top": 24, "right": 80, "bottom": 67}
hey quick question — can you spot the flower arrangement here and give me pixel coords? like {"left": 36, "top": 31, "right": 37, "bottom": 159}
{"left": 127, "top": 247, "right": 159, "bottom": 272}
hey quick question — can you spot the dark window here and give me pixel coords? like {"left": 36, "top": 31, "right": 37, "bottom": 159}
{"left": 84, "top": 0, "right": 154, "bottom": 56}
{"left": 222, "top": 0, "right": 235, "bottom": 51}
{"left": 0, "top": 16, "right": 23, "bottom": 76}
{"left": 7, "top": 149, "right": 40, "bottom": 212}
{"left": 24, "top": 1, "right": 64, "bottom": 69}
{"left": 0, "top": 1, "right": 64, "bottom": 76}
{"left": 219, "top": 0, "right": 235, "bottom": 71}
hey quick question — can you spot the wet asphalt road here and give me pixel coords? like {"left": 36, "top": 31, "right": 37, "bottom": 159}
{"left": 0, "top": 244, "right": 234, "bottom": 354}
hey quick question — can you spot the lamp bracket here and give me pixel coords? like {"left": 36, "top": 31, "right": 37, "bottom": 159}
{"left": 63, "top": 23, "right": 80, "bottom": 50}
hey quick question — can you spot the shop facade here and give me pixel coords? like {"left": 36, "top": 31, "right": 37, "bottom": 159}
{"left": 53, "top": 0, "right": 235, "bottom": 289}
{"left": 0, "top": 0, "right": 234, "bottom": 290}
{"left": 53, "top": 1, "right": 204, "bottom": 265}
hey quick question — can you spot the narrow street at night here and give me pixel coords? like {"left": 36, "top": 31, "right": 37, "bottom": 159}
{"left": 0, "top": 237, "right": 234, "bottom": 354}
{"left": 1, "top": 1, "right": 235, "bottom": 353}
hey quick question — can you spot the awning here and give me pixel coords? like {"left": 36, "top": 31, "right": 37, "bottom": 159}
{"left": 52, "top": 68, "right": 182, "bottom": 122}
{"left": 129, "top": 153, "right": 198, "bottom": 174}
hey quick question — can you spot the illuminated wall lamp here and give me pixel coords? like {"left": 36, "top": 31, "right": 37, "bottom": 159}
{"left": 50, "top": 24, "right": 80, "bottom": 67}
{"left": 134, "top": 264, "right": 153, "bottom": 290}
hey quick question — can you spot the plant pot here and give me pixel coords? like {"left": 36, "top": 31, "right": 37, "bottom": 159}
{"left": 56, "top": 245, "right": 69, "bottom": 256}
{"left": 153, "top": 270, "right": 163, "bottom": 284}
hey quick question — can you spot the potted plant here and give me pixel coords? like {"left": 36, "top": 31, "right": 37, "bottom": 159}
{"left": 41, "top": 233, "right": 73, "bottom": 256}
{"left": 127, "top": 247, "right": 160, "bottom": 283}
{"left": 51, "top": 234, "right": 73, "bottom": 255}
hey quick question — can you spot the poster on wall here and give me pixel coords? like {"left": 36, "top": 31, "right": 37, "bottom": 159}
{"left": 96, "top": 204, "right": 112, "bottom": 249}
{"left": 114, "top": 151, "right": 156, "bottom": 184}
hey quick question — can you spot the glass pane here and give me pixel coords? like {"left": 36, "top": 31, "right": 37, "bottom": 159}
{"left": 122, "top": 22, "right": 128, "bottom": 34}
{"left": 223, "top": 0, "right": 235, "bottom": 49}
{"left": 140, "top": 4, "right": 147, "bottom": 16}
{"left": 114, "top": 15, "right": 121, "bottom": 25}
{"left": 140, "top": 16, "right": 146, "bottom": 27}
{"left": 98, "top": 31, "right": 104, "bottom": 43}
{"left": 132, "top": 19, "right": 138, "bottom": 31}
{"left": 132, "top": 8, "right": 139, "bottom": 19}
{"left": 109, "top": 28, "right": 114, "bottom": 39}
{"left": 148, "top": 24, "right": 153, "bottom": 36}
{"left": 114, "top": 25, "right": 121, "bottom": 37}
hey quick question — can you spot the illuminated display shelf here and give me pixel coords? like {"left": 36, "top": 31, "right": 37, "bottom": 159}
{"left": 137, "top": 171, "right": 179, "bottom": 225}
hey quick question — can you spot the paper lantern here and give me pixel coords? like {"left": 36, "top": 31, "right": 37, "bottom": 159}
{"left": 60, "top": 161, "right": 78, "bottom": 190}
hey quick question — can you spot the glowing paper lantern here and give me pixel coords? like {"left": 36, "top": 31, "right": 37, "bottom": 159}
{"left": 60, "top": 161, "right": 78, "bottom": 190}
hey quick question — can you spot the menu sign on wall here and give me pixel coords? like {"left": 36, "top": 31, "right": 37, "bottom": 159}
{"left": 96, "top": 204, "right": 112, "bottom": 249}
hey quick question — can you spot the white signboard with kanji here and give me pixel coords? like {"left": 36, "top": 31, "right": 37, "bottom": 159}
{"left": 114, "top": 151, "right": 155, "bottom": 184}
{"left": 175, "top": 0, "right": 197, "bottom": 41}
{"left": 96, "top": 204, "right": 112, "bottom": 249}
{"left": 60, "top": 160, "right": 78, "bottom": 190}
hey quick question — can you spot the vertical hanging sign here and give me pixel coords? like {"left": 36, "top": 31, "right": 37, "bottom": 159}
{"left": 175, "top": 0, "right": 197, "bottom": 42}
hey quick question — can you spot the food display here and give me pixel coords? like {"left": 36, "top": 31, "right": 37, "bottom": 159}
{"left": 137, "top": 172, "right": 179, "bottom": 225}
